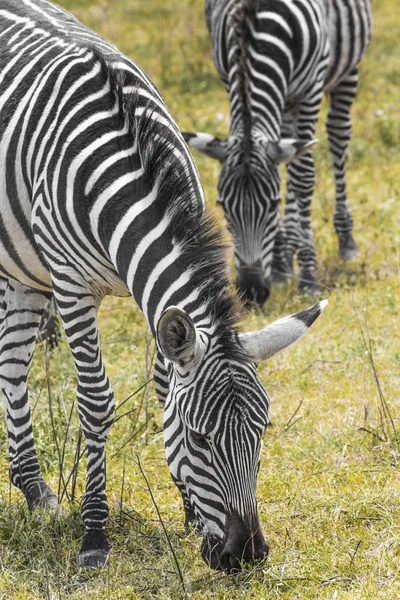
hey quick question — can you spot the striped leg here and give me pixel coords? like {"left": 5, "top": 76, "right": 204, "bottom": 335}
{"left": 286, "top": 150, "right": 320, "bottom": 294}
{"left": 326, "top": 68, "right": 360, "bottom": 259}
{"left": 271, "top": 220, "right": 293, "bottom": 284}
{"left": 37, "top": 297, "right": 61, "bottom": 349}
{"left": 282, "top": 175, "right": 300, "bottom": 277}
{"left": 284, "top": 82, "right": 325, "bottom": 295}
{"left": 0, "top": 279, "right": 57, "bottom": 509}
{"left": 272, "top": 115, "right": 296, "bottom": 284}
{"left": 52, "top": 274, "right": 115, "bottom": 568}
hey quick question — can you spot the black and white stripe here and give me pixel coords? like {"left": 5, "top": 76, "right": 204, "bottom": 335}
{"left": 0, "top": 0, "right": 326, "bottom": 570}
{"left": 184, "top": 0, "right": 372, "bottom": 304}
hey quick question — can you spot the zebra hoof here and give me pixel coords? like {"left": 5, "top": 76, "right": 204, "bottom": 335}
{"left": 339, "top": 234, "right": 360, "bottom": 260}
{"left": 79, "top": 530, "right": 110, "bottom": 569}
{"left": 299, "top": 272, "right": 321, "bottom": 296}
{"left": 25, "top": 480, "right": 58, "bottom": 511}
{"left": 340, "top": 246, "right": 360, "bottom": 261}
{"left": 78, "top": 549, "right": 110, "bottom": 569}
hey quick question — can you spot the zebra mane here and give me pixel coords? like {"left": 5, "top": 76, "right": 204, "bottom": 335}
{"left": 105, "top": 64, "right": 247, "bottom": 358}
{"left": 229, "top": 0, "right": 256, "bottom": 156}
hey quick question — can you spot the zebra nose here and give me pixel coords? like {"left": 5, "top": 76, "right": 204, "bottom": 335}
{"left": 236, "top": 263, "right": 270, "bottom": 306}
{"left": 217, "top": 512, "right": 269, "bottom": 572}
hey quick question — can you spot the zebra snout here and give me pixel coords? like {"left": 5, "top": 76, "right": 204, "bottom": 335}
{"left": 236, "top": 263, "right": 270, "bottom": 306}
{"left": 201, "top": 512, "right": 269, "bottom": 571}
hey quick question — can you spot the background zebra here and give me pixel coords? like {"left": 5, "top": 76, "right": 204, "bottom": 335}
{"left": 0, "top": 0, "right": 327, "bottom": 571}
{"left": 184, "top": 0, "right": 372, "bottom": 304}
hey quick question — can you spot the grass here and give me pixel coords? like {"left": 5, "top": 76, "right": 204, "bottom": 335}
{"left": 0, "top": 1, "right": 399, "bottom": 598}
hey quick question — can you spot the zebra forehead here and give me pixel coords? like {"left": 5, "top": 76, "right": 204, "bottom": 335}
{"left": 220, "top": 146, "right": 280, "bottom": 189}
{"left": 185, "top": 369, "right": 270, "bottom": 431}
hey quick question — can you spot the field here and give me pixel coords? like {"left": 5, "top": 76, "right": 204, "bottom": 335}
{"left": 0, "top": 1, "right": 399, "bottom": 599}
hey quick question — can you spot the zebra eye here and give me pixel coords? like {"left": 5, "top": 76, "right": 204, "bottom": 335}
{"left": 190, "top": 430, "right": 210, "bottom": 449}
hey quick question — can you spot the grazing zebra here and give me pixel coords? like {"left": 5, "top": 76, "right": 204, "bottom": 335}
{"left": 0, "top": 0, "right": 327, "bottom": 571}
{"left": 184, "top": 0, "right": 372, "bottom": 304}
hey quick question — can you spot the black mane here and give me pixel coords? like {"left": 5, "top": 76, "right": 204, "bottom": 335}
{"left": 106, "top": 64, "right": 247, "bottom": 359}
{"left": 229, "top": 0, "right": 255, "bottom": 155}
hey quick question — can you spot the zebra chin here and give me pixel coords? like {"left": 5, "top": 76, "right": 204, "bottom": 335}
{"left": 200, "top": 513, "right": 269, "bottom": 572}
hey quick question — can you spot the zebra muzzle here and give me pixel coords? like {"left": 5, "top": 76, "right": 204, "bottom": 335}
{"left": 236, "top": 262, "right": 270, "bottom": 306}
{"left": 201, "top": 512, "right": 269, "bottom": 571}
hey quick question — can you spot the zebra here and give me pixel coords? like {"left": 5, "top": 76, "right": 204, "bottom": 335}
{"left": 0, "top": 0, "right": 327, "bottom": 570}
{"left": 184, "top": 0, "right": 372, "bottom": 304}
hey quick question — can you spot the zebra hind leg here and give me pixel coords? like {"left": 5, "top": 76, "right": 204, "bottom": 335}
{"left": 326, "top": 68, "right": 360, "bottom": 260}
{"left": 37, "top": 297, "right": 62, "bottom": 350}
{"left": 0, "top": 279, "right": 57, "bottom": 510}
{"left": 52, "top": 274, "right": 114, "bottom": 568}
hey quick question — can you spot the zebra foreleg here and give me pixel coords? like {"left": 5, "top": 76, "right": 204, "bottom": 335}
{"left": 286, "top": 151, "right": 320, "bottom": 295}
{"left": 37, "top": 297, "right": 61, "bottom": 349}
{"left": 52, "top": 276, "right": 115, "bottom": 568}
{"left": 0, "top": 279, "right": 57, "bottom": 510}
{"left": 271, "top": 220, "right": 293, "bottom": 285}
{"left": 284, "top": 79, "right": 325, "bottom": 295}
{"left": 326, "top": 68, "right": 360, "bottom": 260}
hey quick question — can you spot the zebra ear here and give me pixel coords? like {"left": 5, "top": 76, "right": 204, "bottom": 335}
{"left": 157, "top": 306, "right": 203, "bottom": 368}
{"left": 239, "top": 300, "right": 327, "bottom": 363}
{"left": 267, "top": 138, "right": 318, "bottom": 164}
{"left": 182, "top": 132, "right": 228, "bottom": 162}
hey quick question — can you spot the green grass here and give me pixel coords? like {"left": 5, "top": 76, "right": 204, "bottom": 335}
{"left": 0, "top": 1, "right": 399, "bottom": 598}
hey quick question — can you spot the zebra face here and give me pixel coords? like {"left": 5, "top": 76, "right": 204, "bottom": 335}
{"left": 183, "top": 132, "right": 317, "bottom": 305}
{"left": 164, "top": 345, "right": 270, "bottom": 571}
{"left": 217, "top": 141, "right": 281, "bottom": 306}
{"left": 158, "top": 301, "right": 327, "bottom": 570}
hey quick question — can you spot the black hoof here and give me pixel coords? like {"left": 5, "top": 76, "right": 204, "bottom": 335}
{"left": 78, "top": 549, "right": 110, "bottom": 569}
{"left": 79, "top": 529, "right": 110, "bottom": 569}
{"left": 339, "top": 234, "right": 360, "bottom": 260}
{"left": 340, "top": 246, "right": 360, "bottom": 260}
{"left": 25, "top": 480, "right": 58, "bottom": 511}
{"left": 299, "top": 272, "right": 321, "bottom": 296}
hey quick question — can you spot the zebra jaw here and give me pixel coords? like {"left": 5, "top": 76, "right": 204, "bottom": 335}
{"left": 239, "top": 300, "right": 328, "bottom": 364}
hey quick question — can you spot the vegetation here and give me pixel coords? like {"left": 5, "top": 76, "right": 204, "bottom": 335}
{"left": 0, "top": 1, "right": 399, "bottom": 598}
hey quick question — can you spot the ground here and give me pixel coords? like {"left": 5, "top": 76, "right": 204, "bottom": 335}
{"left": 0, "top": 1, "right": 399, "bottom": 599}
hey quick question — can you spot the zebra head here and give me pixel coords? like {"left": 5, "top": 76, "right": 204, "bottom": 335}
{"left": 183, "top": 132, "right": 317, "bottom": 305}
{"left": 157, "top": 300, "right": 327, "bottom": 571}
